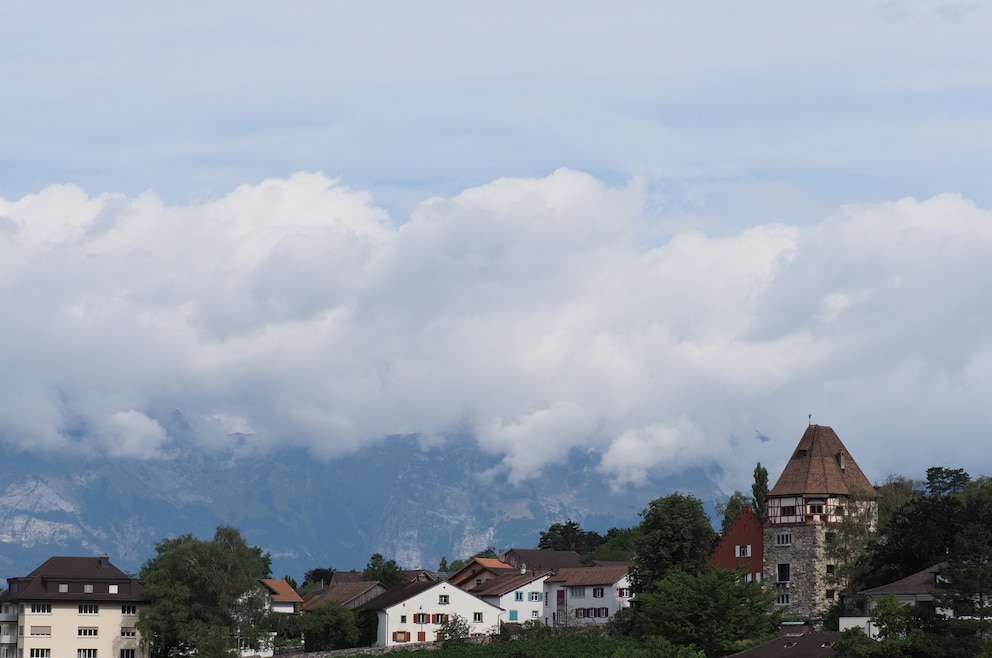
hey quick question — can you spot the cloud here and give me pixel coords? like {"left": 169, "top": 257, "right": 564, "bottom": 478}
{"left": 1, "top": 171, "right": 991, "bottom": 492}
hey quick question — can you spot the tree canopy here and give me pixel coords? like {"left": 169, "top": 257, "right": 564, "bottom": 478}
{"left": 538, "top": 519, "right": 605, "bottom": 556}
{"left": 362, "top": 553, "right": 406, "bottom": 588}
{"left": 137, "top": 526, "right": 273, "bottom": 658}
{"left": 751, "top": 462, "right": 769, "bottom": 522}
{"left": 629, "top": 493, "right": 716, "bottom": 593}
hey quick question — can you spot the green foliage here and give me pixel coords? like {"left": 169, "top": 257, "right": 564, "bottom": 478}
{"left": 301, "top": 602, "right": 360, "bottom": 651}
{"left": 355, "top": 609, "right": 379, "bottom": 647}
{"left": 824, "top": 487, "right": 878, "bottom": 595}
{"left": 588, "top": 526, "right": 639, "bottom": 562}
{"left": 137, "top": 526, "right": 273, "bottom": 658}
{"left": 616, "top": 567, "right": 778, "bottom": 656}
{"left": 538, "top": 519, "right": 604, "bottom": 556}
{"left": 398, "top": 635, "right": 703, "bottom": 657}
{"left": 281, "top": 574, "right": 298, "bottom": 591}
{"left": 926, "top": 467, "right": 971, "bottom": 497}
{"left": 439, "top": 556, "right": 450, "bottom": 571}
{"left": 752, "top": 462, "right": 769, "bottom": 522}
{"left": 937, "top": 522, "right": 992, "bottom": 634}
{"left": 439, "top": 613, "right": 474, "bottom": 643}
{"left": 715, "top": 491, "right": 749, "bottom": 535}
{"left": 629, "top": 493, "right": 715, "bottom": 593}
{"left": 303, "top": 566, "right": 335, "bottom": 587}
{"left": 362, "top": 553, "right": 406, "bottom": 588}
{"left": 874, "top": 474, "right": 923, "bottom": 533}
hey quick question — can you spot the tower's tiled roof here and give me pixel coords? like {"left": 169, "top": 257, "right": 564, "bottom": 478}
{"left": 768, "top": 425, "right": 876, "bottom": 498}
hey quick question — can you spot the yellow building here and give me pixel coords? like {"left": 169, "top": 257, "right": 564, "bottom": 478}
{"left": 0, "top": 556, "right": 147, "bottom": 658}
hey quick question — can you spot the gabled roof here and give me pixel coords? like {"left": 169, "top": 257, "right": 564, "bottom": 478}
{"left": 545, "top": 565, "right": 630, "bottom": 587}
{"left": 858, "top": 563, "right": 945, "bottom": 597}
{"left": 468, "top": 571, "right": 551, "bottom": 597}
{"left": 300, "top": 581, "right": 385, "bottom": 611}
{"left": 28, "top": 556, "right": 129, "bottom": 580}
{"left": 260, "top": 578, "right": 303, "bottom": 603}
{"left": 501, "top": 549, "right": 585, "bottom": 571}
{"left": 768, "top": 425, "right": 876, "bottom": 498}
{"left": 355, "top": 579, "right": 439, "bottom": 612}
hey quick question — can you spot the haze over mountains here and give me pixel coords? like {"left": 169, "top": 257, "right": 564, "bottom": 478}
{"left": 0, "top": 436, "right": 718, "bottom": 580}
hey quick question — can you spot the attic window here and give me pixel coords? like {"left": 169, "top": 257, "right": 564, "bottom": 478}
{"left": 796, "top": 449, "right": 808, "bottom": 459}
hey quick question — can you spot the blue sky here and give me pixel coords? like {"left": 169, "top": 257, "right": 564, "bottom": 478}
{"left": 1, "top": 1, "right": 991, "bottom": 493}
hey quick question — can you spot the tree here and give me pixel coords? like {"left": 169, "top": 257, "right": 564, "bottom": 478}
{"left": 926, "top": 467, "right": 971, "bottom": 497}
{"left": 824, "top": 487, "right": 878, "bottom": 595}
{"left": 362, "top": 553, "right": 405, "bottom": 588}
{"left": 438, "top": 556, "right": 449, "bottom": 572}
{"left": 137, "top": 526, "right": 273, "bottom": 658}
{"left": 752, "top": 462, "right": 769, "bottom": 523}
{"left": 938, "top": 522, "right": 992, "bottom": 639}
{"left": 301, "top": 602, "right": 360, "bottom": 651}
{"left": 629, "top": 493, "right": 716, "bottom": 593}
{"left": 438, "top": 612, "right": 473, "bottom": 643}
{"left": 538, "top": 519, "right": 604, "bottom": 555}
{"left": 589, "top": 526, "right": 639, "bottom": 562}
{"left": 282, "top": 574, "right": 299, "bottom": 591}
{"left": 612, "top": 567, "right": 778, "bottom": 656}
{"left": 715, "top": 491, "right": 750, "bottom": 535}
{"left": 302, "top": 567, "right": 335, "bottom": 589}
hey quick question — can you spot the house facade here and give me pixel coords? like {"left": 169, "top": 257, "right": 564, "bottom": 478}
{"left": 764, "top": 424, "right": 878, "bottom": 620}
{"left": 839, "top": 563, "right": 950, "bottom": 638}
{"left": 357, "top": 580, "right": 501, "bottom": 647}
{"left": 0, "top": 556, "right": 147, "bottom": 658}
{"left": 259, "top": 579, "right": 302, "bottom": 615}
{"left": 544, "top": 565, "right": 632, "bottom": 627}
{"left": 468, "top": 571, "right": 551, "bottom": 625}
{"left": 447, "top": 558, "right": 516, "bottom": 591}
{"left": 709, "top": 505, "right": 764, "bottom": 582}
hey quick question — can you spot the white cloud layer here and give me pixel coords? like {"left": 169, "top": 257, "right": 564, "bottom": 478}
{"left": 2, "top": 171, "right": 990, "bottom": 490}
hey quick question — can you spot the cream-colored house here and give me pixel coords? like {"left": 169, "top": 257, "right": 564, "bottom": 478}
{"left": 0, "top": 556, "right": 147, "bottom": 658}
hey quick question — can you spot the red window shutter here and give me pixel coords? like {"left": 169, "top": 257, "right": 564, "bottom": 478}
{"left": 418, "top": 632, "right": 426, "bottom": 642}
{"left": 431, "top": 614, "right": 438, "bottom": 624}
{"left": 392, "top": 632, "right": 398, "bottom": 641}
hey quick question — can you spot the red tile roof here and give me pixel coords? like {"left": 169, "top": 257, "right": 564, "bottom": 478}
{"left": 260, "top": 578, "right": 303, "bottom": 603}
{"left": 768, "top": 425, "right": 876, "bottom": 498}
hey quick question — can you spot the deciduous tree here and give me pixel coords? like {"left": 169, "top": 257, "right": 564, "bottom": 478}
{"left": 302, "top": 602, "right": 359, "bottom": 651}
{"left": 137, "top": 526, "right": 273, "bottom": 658}
{"left": 629, "top": 493, "right": 715, "bottom": 593}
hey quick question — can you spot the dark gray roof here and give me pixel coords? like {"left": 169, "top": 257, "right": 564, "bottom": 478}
{"left": 468, "top": 571, "right": 550, "bottom": 597}
{"left": 0, "top": 556, "right": 146, "bottom": 603}
{"left": 727, "top": 631, "right": 841, "bottom": 657}
{"left": 355, "top": 579, "right": 439, "bottom": 612}
{"left": 859, "top": 563, "right": 944, "bottom": 597}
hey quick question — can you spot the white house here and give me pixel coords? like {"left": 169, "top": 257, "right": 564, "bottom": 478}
{"left": 839, "top": 563, "right": 951, "bottom": 638}
{"left": 544, "top": 565, "right": 633, "bottom": 626}
{"left": 357, "top": 580, "right": 501, "bottom": 647}
{"left": 260, "top": 579, "right": 303, "bottom": 615}
{"left": 468, "top": 570, "right": 551, "bottom": 625}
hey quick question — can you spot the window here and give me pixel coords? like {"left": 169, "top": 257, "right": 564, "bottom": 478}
{"left": 826, "top": 564, "right": 836, "bottom": 575}
{"left": 826, "top": 532, "right": 837, "bottom": 544}
{"left": 121, "top": 605, "right": 137, "bottom": 616}
{"left": 598, "top": 607, "right": 609, "bottom": 617}
{"left": 29, "top": 627, "right": 51, "bottom": 637}
{"left": 109, "top": 585, "right": 119, "bottom": 594}
{"left": 475, "top": 579, "right": 482, "bottom": 587}
{"left": 776, "top": 533, "right": 793, "bottom": 546}
{"left": 78, "top": 628, "right": 98, "bottom": 637}
{"left": 431, "top": 614, "right": 449, "bottom": 624}
{"left": 834, "top": 505, "right": 846, "bottom": 517}
{"left": 120, "top": 652, "right": 135, "bottom": 658}
{"left": 508, "top": 610, "right": 518, "bottom": 621}
{"left": 120, "top": 628, "right": 136, "bottom": 638}
{"left": 777, "top": 564, "right": 791, "bottom": 583}
{"left": 412, "top": 613, "right": 428, "bottom": 624}
{"left": 826, "top": 589, "right": 835, "bottom": 600}
{"left": 391, "top": 631, "right": 409, "bottom": 643}
{"left": 30, "top": 605, "right": 51, "bottom": 614}
{"left": 399, "top": 615, "right": 407, "bottom": 624}
{"left": 571, "top": 587, "right": 586, "bottom": 598}
{"left": 528, "top": 592, "right": 543, "bottom": 602}
{"left": 438, "top": 595, "right": 449, "bottom": 605}
{"left": 78, "top": 605, "right": 99, "bottom": 615}
{"left": 29, "top": 651, "right": 50, "bottom": 658}
{"left": 531, "top": 610, "right": 539, "bottom": 618}
{"left": 83, "top": 585, "right": 93, "bottom": 594}
{"left": 735, "top": 544, "right": 752, "bottom": 558}
{"left": 592, "top": 587, "right": 604, "bottom": 598}
{"left": 59, "top": 584, "right": 68, "bottom": 593}
{"left": 514, "top": 592, "right": 523, "bottom": 602}
{"left": 775, "top": 591, "right": 791, "bottom": 605}
{"left": 78, "top": 650, "right": 98, "bottom": 658}
{"left": 781, "top": 506, "right": 797, "bottom": 517}
{"left": 473, "top": 612, "right": 483, "bottom": 623}
{"left": 618, "top": 588, "right": 630, "bottom": 597}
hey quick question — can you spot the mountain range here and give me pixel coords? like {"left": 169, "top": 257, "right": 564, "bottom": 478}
{"left": 0, "top": 435, "right": 724, "bottom": 581}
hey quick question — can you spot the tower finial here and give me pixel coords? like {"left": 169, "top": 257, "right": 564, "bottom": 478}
{"left": 808, "top": 413, "right": 812, "bottom": 426}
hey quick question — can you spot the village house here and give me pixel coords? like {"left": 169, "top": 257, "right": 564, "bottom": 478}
{"left": 467, "top": 570, "right": 552, "bottom": 625}
{"left": 0, "top": 556, "right": 148, "bottom": 658}
{"left": 259, "top": 579, "right": 302, "bottom": 615}
{"left": 544, "top": 565, "right": 632, "bottom": 626}
{"left": 356, "top": 579, "right": 501, "bottom": 647}
{"left": 447, "top": 558, "right": 516, "bottom": 591}
{"left": 839, "top": 563, "right": 950, "bottom": 638}
{"left": 709, "top": 505, "right": 764, "bottom": 582}
{"left": 299, "top": 581, "right": 387, "bottom": 613}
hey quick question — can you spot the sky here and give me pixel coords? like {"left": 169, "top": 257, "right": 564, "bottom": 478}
{"left": 1, "top": 1, "right": 991, "bottom": 495}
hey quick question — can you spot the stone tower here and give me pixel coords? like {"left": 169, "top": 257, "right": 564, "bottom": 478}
{"left": 763, "top": 424, "right": 877, "bottom": 620}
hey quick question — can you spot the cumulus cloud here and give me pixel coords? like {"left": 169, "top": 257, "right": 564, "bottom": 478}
{"left": 1, "top": 171, "right": 991, "bottom": 491}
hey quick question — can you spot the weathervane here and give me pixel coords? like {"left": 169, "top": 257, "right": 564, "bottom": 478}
{"left": 808, "top": 413, "right": 812, "bottom": 426}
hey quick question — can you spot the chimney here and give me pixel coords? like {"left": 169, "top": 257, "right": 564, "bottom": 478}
{"left": 837, "top": 452, "right": 846, "bottom": 471}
